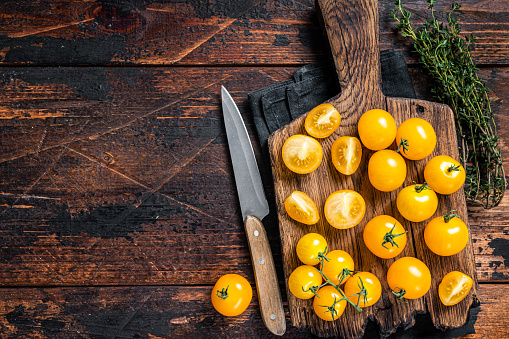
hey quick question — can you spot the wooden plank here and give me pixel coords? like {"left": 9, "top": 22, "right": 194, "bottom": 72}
{"left": 0, "top": 66, "right": 508, "bottom": 287}
{"left": 0, "top": 0, "right": 508, "bottom": 66}
{"left": 0, "top": 284, "right": 506, "bottom": 338}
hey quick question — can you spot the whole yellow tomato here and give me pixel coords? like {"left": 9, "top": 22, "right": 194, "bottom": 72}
{"left": 324, "top": 190, "right": 366, "bottom": 229}
{"left": 344, "top": 272, "right": 382, "bottom": 308}
{"left": 387, "top": 257, "right": 431, "bottom": 300}
{"left": 396, "top": 183, "right": 438, "bottom": 222}
{"left": 331, "top": 136, "right": 362, "bottom": 175}
{"left": 284, "top": 191, "right": 320, "bottom": 225}
{"left": 305, "top": 103, "right": 341, "bottom": 138}
{"left": 321, "top": 250, "right": 355, "bottom": 285}
{"left": 368, "top": 150, "right": 407, "bottom": 192}
{"left": 211, "top": 274, "right": 252, "bottom": 316}
{"left": 282, "top": 134, "right": 323, "bottom": 174}
{"left": 296, "top": 233, "right": 328, "bottom": 266}
{"left": 424, "top": 211, "right": 469, "bottom": 256}
{"left": 424, "top": 155, "right": 466, "bottom": 195}
{"left": 439, "top": 271, "right": 473, "bottom": 306}
{"left": 313, "top": 285, "right": 347, "bottom": 321}
{"left": 363, "top": 215, "right": 407, "bottom": 259}
{"left": 357, "top": 109, "right": 397, "bottom": 150}
{"left": 288, "top": 265, "right": 323, "bottom": 299}
{"left": 395, "top": 118, "right": 436, "bottom": 160}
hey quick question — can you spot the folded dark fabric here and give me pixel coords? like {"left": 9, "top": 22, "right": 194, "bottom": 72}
{"left": 247, "top": 49, "right": 479, "bottom": 338}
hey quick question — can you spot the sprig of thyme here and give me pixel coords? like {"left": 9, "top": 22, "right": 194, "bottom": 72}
{"left": 391, "top": 0, "right": 505, "bottom": 208}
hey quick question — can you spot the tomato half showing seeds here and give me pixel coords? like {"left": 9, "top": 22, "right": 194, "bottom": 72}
{"left": 344, "top": 272, "right": 382, "bottom": 308}
{"left": 288, "top": 265, "right": 323, "bottom": 299}
{"left": 305, "top": 103, "right": 341, "bottom": 138}
{"left": 395, "top": 118, "right": 437, "bottom": 160}
{"left": 324, "top": 190, "right": 366, "bottom": 229}
{"left": 424, "top": 211, "right": 469, "bottom": 256}
{"left": 368, "top": 150, "right": 407, "bottom": 192}
{"left": 439, "top": 271, "right": 473, "bottom": 306}
{"left": 284, "top": 191, "right": 320, "bottom": 225}
{"left": 211, "top": 274, "right": 253, "bottom": 317}
{"left": 357, "top": 109, "right": 397, "bottom": 150}
{"left": 282, "top": 134, "right": 323, "bottom": 174}
{"left": 363, "top": 215, "right": 407, "bottom": 259}
{"left": 331, "top": 136, "right": 362, "bottom": 175}
{"left": 387, "top": 257, "right": 431, "bottom": 300}
{"left": 396, "top": 183, "right": 438, "bottom": 222}
{"left": 296, "top": 233, "right": 328, "bottom": 266}
{"left": 424, "top": 155, "right": 466, "bottom": 195}
{"left": 321, "top": 250, "right": 355, "bottom": 285}
{"left": 313, "top": 285, "right": 347, "bottom": 321}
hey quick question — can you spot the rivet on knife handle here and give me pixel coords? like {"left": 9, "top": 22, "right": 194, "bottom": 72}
{"left": 244, "top": 216, "right": 286, "bottom": 336}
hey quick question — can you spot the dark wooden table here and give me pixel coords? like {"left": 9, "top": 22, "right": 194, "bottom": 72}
{"left": 0, "top": 0, "right": 508, "bottom": 337}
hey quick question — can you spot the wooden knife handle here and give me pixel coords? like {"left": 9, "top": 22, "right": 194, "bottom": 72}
{"left": 244, "top": 215, "right": 286, "bottom": 336}
{"left": 317, "top": 0, "right": 383, "bottom": 100}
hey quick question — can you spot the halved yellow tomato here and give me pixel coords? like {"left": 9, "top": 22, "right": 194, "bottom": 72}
{"left": 284, "top": 191, "right": 320, "bottom": 225}
{"left": 282, "top": 134, "right": 323, "bottom": 174}
{"left": 439, "top": 271, "right": 473, "bottom": 306}
{"left": 324, "top": 190, "right": 366, "bottom": 229}
{"left": 331, "top": 136, "right": 362, "bottom": 175}
{"left": 304, "top": 103, "right": 341, "bottom": 138}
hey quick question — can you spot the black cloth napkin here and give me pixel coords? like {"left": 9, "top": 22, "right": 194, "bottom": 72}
{"left": 247, "top": 49, "right": 480, "bottom": 338}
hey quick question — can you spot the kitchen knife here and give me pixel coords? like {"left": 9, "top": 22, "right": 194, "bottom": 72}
{"left": 221, "top": 86, "right": 286, "bottom": 336}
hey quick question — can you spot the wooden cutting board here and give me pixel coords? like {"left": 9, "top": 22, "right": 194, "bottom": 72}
{"left": 267, "top": 0, "right": 479, "bottom": 337}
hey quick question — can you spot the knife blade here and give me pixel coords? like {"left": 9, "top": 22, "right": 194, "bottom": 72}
{"left": 221, "top": 86, "right": 286, "bottom": 336}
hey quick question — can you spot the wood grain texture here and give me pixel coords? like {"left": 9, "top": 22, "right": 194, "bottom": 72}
{"left": 0, "top": 0, "right": 508, "bottom": 66}
{"left": 267, "top": 0, "right": 479, "bottom": 336}
{"left": 0, "top": 284, "right": 506, "bottom": 338}
{"left": 244, "top": 216, "right": 286, "bottom": 336}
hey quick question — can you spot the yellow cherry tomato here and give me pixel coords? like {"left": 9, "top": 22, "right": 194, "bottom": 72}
{"left": 331, "top": 136, "right": 362, "bottom": 175}
{"left": 424, "top": 211, "right": 469, "bottom": 256}
{"left": 387, "top": 257, "right": 431, "bottom": 300}
{"left": 363, "top": 215, "right": 407, "bottom": 259}
{"left": 324, "top": 189, "right": 366, "bottom": 229}
{"left": 305, "top": 103, "right": 341, "bottom": 138}
{"left": 313, "top": 285, "right": 347, "bottom": 321}
{"left": 439, "top": 271, "right": 473, "bottom": 306}
{"left": 211, "top": 274, "right": 253, "bottom": 316}
{"left": 344, "top": 272, "right": 382, "bottom": 308}
{"left": 321, "top": 250, "right": 355, "bottom": 285}
{"left": 284, "top": 191, "right": 320, "bottom": 225}
{"left": 296, "top": 233, "right": 328, "bottom": 266}
{"left": 288, "top": 265, "right": 323, "bottom": 299}
{"left": 396, "top": 183, "right": 438, "bottom": 222}
{"left": 424, "top": 155, "right": 466, "bottom": 195}
{"left": 395, "top": 118, "right": 436, "bottom": 160}
{"left": 357, "top": 109, "right": 397, "bottom": 150}
{"left": 368, "top": 150, "right": 407, "bottom": 192}
{"left": 282, "top": 134, "right": 323, "bottom": 174}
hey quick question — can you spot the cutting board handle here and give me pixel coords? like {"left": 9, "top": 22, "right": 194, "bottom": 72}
{"left": 317, "top": 0, "right": 383, "bottom": 101}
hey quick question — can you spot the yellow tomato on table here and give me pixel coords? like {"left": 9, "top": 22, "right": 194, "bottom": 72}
{"left": 282, "top": 134, "right": 323, "bottom": 174}
{"left": 304, "top": 103, "right": 341, "bottom": 138}
{"left": 363, "top": 215, "right": 407, "bottom": 259}
{"left": 357, "top": 109, "right": 397, "bottom": 150}
{"left": 313, "top": 285, "right": 347, "bottom": 321}
{"left": 368, "top": 150, "right": 407, "bottom": 192}
{"left": 424, "top": 155, "right": 466, "bottom": 195}
{"left": 321, "top": 250, "right": 355, "bottom": 285}
{"left": 296, "top": 233, "right": 328, "bottom": 266}
{"left": 288, "top": 265, "right": 323, "bottom": 299}
{"left": 395, "top": 118, "right": 436, "bottom": 160}
{"left": 344, "top": 272, "right": 382, "bottom": 308}
{"left": 331, "top": 136, "right": 362, "bottom": 175}
{"left": 439, "top": 271, "right": 473, "bottom": 306}
{"left": 324, "top": 190, "right": 366, "bottom": 229}
{"left": 396, "top": 183, "right": 438, "bottom": 222}
{"left": 284, "top": 191, "right": 320, "bottom": 225}
{"left": 211, "top": 274, "right": 252, "bottom": 316}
